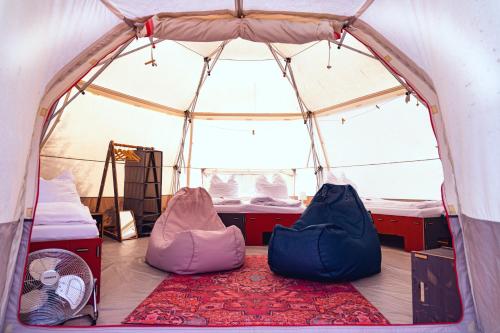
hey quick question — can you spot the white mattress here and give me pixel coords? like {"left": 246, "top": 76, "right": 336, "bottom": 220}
{"left": 363, "top": 199, "right": 445, "bottom": 218}
{"left": 215, "top": 199, "right": 444, "bottom": 217}
{"left": 31, "top": 223, "right": 99, "bottom": 242}
{"left": 215, "top": 203, "right": 305, "bottom": 214}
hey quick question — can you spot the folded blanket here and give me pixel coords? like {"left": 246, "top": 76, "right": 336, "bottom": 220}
{"left": 362, "top": 198, "right": 442, "bottom": 210}
{"left": 250, "top": 196, "right": 302, "bottom": 207}
{"left": 212, "top": 198, "right": 243, "bottom": 205}
{"left": 34, "top": 202, "right": 95, "bottom": 225}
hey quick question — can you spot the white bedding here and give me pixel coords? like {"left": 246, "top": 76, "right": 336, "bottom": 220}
{"left": 362, "top": 198, "right": 445, "bottom": 218}
{"left": 250, "top": 196, "right": 301, "bottom": 207}
{"left": 214, "top": 203, "right": 305, "bottom": 214}
{"left": 362, "top": 198, "right": 442, "bottom": 209}
{"left": 212, "top": 198, "right": 242, "bottom": 205}
{"left": 31, "top": 223, "right": 99, "bottom": 242}
{"left": 34, "top": 202, "right": 95, "bottom": 225}
{"left": 32, "top": 171, "right": 100, "bottom": 242}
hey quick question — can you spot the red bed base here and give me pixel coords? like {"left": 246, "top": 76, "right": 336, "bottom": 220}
{"left": 29, "top": 238, "right": 103, "bottom": 303}
{"left": 245, "top": 213, "right": 301, "bottom": 246}
{"left": 371, "top": 213, "right": 424, "bottom": 252}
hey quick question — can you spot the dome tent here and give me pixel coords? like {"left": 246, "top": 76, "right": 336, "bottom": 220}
{"left": 1, "top": 1, "right": 499, "bottom": 333}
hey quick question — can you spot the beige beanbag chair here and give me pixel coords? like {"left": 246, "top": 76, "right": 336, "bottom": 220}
{"left": 146, "top": 187, "right": 245, "bottom": 274}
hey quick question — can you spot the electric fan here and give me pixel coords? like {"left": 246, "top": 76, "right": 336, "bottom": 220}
{"left": 20, "top": 249, "right": 98, "bottom": 325}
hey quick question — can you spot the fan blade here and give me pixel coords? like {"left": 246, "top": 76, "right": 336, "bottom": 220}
{"left": 20, "top": 289, "right": 49, "bottom": 314}
{"left": 55, "top": 275, "right": 85, "bottom": 310}
{"left": 29, "top": 257, "right": 60, "bottom": 280}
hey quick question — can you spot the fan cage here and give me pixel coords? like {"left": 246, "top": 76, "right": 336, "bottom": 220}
{"left": 21, "top": 248, "right": 94, "bottom": 326}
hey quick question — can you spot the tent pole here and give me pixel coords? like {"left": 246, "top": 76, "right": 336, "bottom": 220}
{"left": 186, "top": 117, "right": 194, "bottom": 187}
{"left": 312, "top": 113, "right": 331, "bottom": 169}
{"left": 45, "top": 38, "right": 134, "bottom": 128}
{"left": 171, "top": 41, "right": 228, "bottom": 193}
{"left": 82, "top": 80, "right": 403, "bottom": 120}
{"left": 345, "top": 30, "right": 424, "bottom": 105}
{"left": 267, "top": 45, "right": 324, "bottom": 188}
{"left": 40, "top": 89, "right": 71, "bottom": 148}
{"left": 95, "top": 38, "right": 164, "bottom": 66}
{"left": 330, "top": 39, "right": 377, "bottom": 59}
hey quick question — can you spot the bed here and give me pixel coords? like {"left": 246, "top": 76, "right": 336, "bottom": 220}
{"left": 214, "top": 202, "right": 305, "bottom": 214}
{"left": 214, "top": 200, "right": 305, "bottom": 246}
{"left": 29, "top": 171, "right": 102, "bottom": 302}
{"left": 362, "top": 198, "right": 450, "bottom": 252}
{"left": 207, "top": 173, "right": 306, "bottom": 245}
{"left": 31, "top": 200, "right": 100, "bottom": 241}
{"left": 362, "top": 198, "right": 445, "bottom": 218}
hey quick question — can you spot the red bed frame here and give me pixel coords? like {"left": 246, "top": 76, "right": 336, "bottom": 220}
{"left": 29, "top": 238, "right": 103, "bottom": 303}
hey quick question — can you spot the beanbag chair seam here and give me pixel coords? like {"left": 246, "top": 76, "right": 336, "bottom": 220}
{"left": 230, "top": 226, "right": 245, "bottom": 269}
{"left": 315, "top": 227, "right": 336, "bottom": 280}
{"left": 184, "top": 231, "right": 196, "bottom": 273}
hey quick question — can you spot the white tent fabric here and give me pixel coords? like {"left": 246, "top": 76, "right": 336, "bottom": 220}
{"left": 317, "top": 97, "right": 443, "bottom": 200}
{"left": 360, "top": 0, "right": 500, "bottom": 223}
{"left": 1, "top": 1, "right": 499, "bottom": 332}
{"left": 41, "top": 93, "right": 184, "bottom": 197}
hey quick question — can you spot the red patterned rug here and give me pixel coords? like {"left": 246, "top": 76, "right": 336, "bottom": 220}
{"left": 123, "top": 256, "right": 388, "bottom": 326}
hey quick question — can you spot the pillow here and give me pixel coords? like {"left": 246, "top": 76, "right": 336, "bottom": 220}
{"left": 325, "top": 172, "right": 340, "bottom": 185}
{"left": 208, "top": 175, "right": 239, "bottom": 198}
{"left": 325, "top": 171, "right": 358, "bottom": 191}
{"left": 255, "top": 174, "right": 288, "bottom": 199}
{"left": 38, "top": 171, "right": 81, "bottom": 204}
{"left": 55, "top": 170, "right": 75, "bottom": 182}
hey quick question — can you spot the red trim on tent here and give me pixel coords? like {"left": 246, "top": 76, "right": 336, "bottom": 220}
{"left": 145, "top": 17, "right": 154, "bottom": 37}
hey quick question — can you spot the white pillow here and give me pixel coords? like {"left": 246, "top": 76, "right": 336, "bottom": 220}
{"left": 55, "top": 170, "right": 75, "bottom": 182}
{"left": 208, "top": 175, "right": 239, "bottom": 198}
{"left": 255, "top": 174, "right": 288, "bottom": 199}
{"left": 325, "top": 171, "right": 358, "bottom": 191}
{"left": 39, "top": 171, "right": 81, "bottom": 204}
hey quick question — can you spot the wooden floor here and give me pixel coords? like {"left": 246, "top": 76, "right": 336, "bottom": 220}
{"left": 70, "top": 238, "right": 412, "bottom": 326}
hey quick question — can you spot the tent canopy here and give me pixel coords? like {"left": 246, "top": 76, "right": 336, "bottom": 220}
{"left": 40, "top": 34, "right": 440, "bottom": 201}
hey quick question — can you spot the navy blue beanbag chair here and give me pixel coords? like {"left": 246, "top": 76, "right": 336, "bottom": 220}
{"left": 268, "top": 183, "right": 381, "bottom": 281}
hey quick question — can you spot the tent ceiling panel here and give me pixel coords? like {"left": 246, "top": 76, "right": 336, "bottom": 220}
{"left": 177, "top": 41, "right": 228, "bottom": 58}
{"left": 218, "top": 38, "right": 274, "bottom": 60}
{"left": 243, "top": 0, "right": 364, "bottom": 17}
{"left": 87, "top": 40, "right": 205, "bottom": 111}
{"left": 104, "top": 0, "right": 235, "bottom": 19}
{"left": 272, "top": 41, "right": 321, "bottom": 59}
{"left": 86, "top": 36, "right": 399, "bottom": 116}
{"left": 194, "top": 59, "right": 301, "bottom": 114}
{"left": 290, "top": 36, "right": 400, "bottom": 111}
